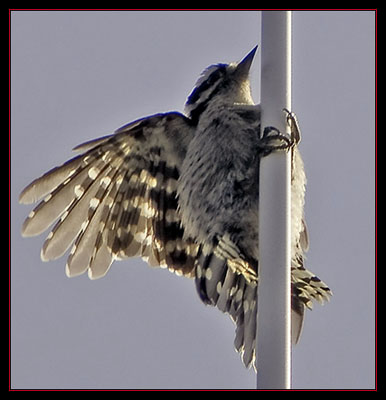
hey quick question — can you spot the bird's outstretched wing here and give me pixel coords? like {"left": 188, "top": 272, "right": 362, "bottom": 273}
{"left": 19, "top": 112, "right": 198, "bottom": 279}
{"left": 19, "top": 110, "right": 332, "bottom": 371}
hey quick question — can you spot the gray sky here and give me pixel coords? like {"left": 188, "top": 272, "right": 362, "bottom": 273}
{"left": 11, "top": 10, "right": 375, "bottom": 389}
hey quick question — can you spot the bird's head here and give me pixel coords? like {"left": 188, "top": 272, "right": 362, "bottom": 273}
{"left": 185, "top": 46, "right": 258, "bottom": 121}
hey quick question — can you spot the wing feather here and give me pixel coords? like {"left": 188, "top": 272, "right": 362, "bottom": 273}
{"left": 20, "top": 112, "right": 197, "bottom": 278}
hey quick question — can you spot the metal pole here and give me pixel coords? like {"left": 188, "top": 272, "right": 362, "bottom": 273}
{"left": 256, "top": 11, "right": 292, "bottom": 389}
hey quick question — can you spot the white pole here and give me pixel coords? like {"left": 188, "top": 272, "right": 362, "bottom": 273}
{"left": 256, "top": 11, "right": 292, "bottom": 389}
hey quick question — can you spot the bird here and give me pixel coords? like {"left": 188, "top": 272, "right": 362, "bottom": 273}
{"left": 19, "top": 46, "right": 331, "bottom": 370}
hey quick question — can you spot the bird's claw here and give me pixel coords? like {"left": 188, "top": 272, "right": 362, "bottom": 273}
{"left": 259, "top": 109, "right": 302, "bottom": 156}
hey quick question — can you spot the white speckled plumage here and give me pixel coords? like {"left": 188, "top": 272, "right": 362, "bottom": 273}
{"left": 20, "top": 46, "right": 331, "bottom": 371}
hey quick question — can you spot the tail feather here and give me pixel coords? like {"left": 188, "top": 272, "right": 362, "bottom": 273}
{"left": 194, "top": 235, "right": 332, "bottom": 371}
{"left": 195, "top": 241, "right": 258, "bottom": 370}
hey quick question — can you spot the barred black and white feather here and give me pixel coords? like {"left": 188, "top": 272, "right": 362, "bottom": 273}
{"left": 20, "top": 46, "right": 331, "bottom": 371}
{"left": 20, "top": 113, "right": 198, "bottom": 279}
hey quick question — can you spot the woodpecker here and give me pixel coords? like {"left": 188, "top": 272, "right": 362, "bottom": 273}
{"left": 19, "top": 46, "right": 331, "bottom": 370}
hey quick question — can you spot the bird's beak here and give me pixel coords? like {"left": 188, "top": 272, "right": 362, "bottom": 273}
{"left": 235, "top": 45, "right": 258, "bottom": 77}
